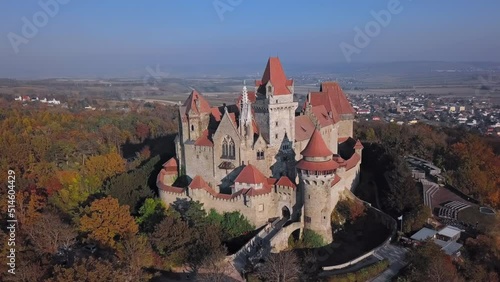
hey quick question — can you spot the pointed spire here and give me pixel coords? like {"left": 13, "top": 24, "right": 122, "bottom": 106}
{"left": 242, "top": 81, "right": 249, "bottom": 105}
{"left": 240, "top": 83, "right": 252, "bottom": 127}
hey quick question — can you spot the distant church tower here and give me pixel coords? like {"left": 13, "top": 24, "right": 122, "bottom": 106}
{"left": 297, "top": 129, "right": 339, "bottom": 243}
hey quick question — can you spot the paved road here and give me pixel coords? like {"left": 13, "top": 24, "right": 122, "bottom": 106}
{"left": 371, "top": 244, "right": 408, "bottom": 282}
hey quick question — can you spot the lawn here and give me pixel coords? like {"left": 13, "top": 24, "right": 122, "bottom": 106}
{"left": 296, "top": 208, "right": 391, "bottom": 268}
{"left": 457, "top": 206, "right": 496, "bottom": 233}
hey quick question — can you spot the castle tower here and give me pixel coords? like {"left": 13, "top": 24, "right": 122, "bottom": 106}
{"left": 297, "top": 129, "right": 339, "bottom": 243}
{"left": 254, "top": 57, "right": 298, "bottom": 148}
{"left": 177, "top": 90, "right": 212, "bottom": 174}
{"left": 180, "top": 90, "right": 211, "bottom": 142}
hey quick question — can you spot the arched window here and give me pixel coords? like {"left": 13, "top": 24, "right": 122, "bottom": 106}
{"left": 191, "top": 125, "right": 194, "bottom": 131}
{"left": 257, "top": 150, "right": 265, "bottom": 160}
{"left": 267, "top": 85, "right": 272, "bottom": 93}
{"left": 222, "top": 136, "right": 235, "bottom": 159}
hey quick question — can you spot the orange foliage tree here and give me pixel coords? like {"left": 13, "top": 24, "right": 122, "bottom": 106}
{"left": 447, "top": 135, "right": 500, "bottom": 208}
{"left": 83, "top": 152, "right": 126, "bottom": 190}
{"left": 79, "top": 196, "right": 138, "bottom": 248}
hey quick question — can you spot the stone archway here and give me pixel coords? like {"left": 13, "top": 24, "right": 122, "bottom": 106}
{"left": 282, "top": 206, "right": 291, "bottom": 220}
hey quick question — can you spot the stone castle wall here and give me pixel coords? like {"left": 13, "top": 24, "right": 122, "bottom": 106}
{"left": 338, "top": 120, "right": 353, "bottom": 139}
{"left": 159, "top": 185, "right": 298, "bottom": 227}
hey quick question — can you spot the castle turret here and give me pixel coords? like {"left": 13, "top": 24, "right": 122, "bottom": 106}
{"left": 297, "top": 129, "right": 339, "bottom": 243}
{"left": 181, "top": 90, "right": 211, "bottom": 142}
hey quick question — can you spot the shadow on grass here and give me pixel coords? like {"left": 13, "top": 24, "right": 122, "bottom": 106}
{"left": 296, "top": 208, "right": 391, "bottom": 268}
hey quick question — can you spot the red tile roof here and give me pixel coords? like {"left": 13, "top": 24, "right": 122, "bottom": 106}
{"left": 333, "top": 155, "right": 346, "bottom": 164}
{"left": 344, "top": 153, "right": 361, "bottom": 170}
{"left": 275, "top": 176, "right": 296, "bottom": 189}
{"left": 194, "top": 129, "right": 213, "bottom": 147}
{"left": 211, "top": 107, "right": 222, "bottom": 122}
{"left": 244, "top": 185, "right": 273, "bottom": 196}
{"left": 228, "top": 112, "right": 237, "bottom": 127}
{"left": 234, "top": 164, "right": 268, "bottom": 184}
{"left": 300, "top": 129, "right": 333, "bottom": 158}
{"left": 183, "top": 90, "right": 211, "bottom": 116}
{"left": 190, "top": 175, "right": 212, "bottom": 190}
{"left": 354, "top": 139, "right": 364, "bottom": 149}
{"left": 296, "top": 159, "right": 339, "bottom": 171}
{"left": 338, "top": 137, "right": 349, "bottom": 143}
{"left": 331, "top": 174, "right": 341, "bottom": 186}
{"left": 162, "top": 158, "right": 178, "bottom": 172}
{"left": 311, "top": 105, "right": 334, "bottom": 127}
{"left": 157, "top": 181, "right": 185, "bottom": 194}
{"left": 295, "top": 115, "right": 316, "bottom": 142}
{"left": 319, "top": 82, "right": 355, "bottom": 115}
{"left": 307, "top": 92, "right": 341, "bottom": 123}
{"left": 256, "top": 57, "right": 293, "bottom": 95}
{"left": 252, "top": 119, "right": 259, "bottom": 134}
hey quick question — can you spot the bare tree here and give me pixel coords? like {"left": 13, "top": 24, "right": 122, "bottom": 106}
{"left": 258, "top": 251, "right": 301, "bottom": 282}
{"left": 26, "top": 212, "right": 76, "bottom": 254}
{"left": 197, "top": 246, "right": 232, "bottom": 282}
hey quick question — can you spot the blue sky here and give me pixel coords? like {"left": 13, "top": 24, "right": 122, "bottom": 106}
{"left": 1, "top": 0, "right": 499, "bottom": 77}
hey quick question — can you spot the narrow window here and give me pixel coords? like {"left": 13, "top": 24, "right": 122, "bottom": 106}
{"left": 222, "top": 136, "right": 235, "bottom": 159}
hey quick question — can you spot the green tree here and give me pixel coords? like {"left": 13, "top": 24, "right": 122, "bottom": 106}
{"left": 149, "top": 216, "right": 191, "bottom": 263}
{"left": 105, "top": 155, "right": 159, "bottom": 214}
{"left": 207, "top": 209, "right": 255, "bottom": 240}
{"left": 301, "top": 229, "right": 325, "bottom": 248}
{"left": 136, "top": 198, "right": 167, "bottom": 233}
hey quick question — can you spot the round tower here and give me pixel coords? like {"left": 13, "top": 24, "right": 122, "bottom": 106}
{"left": 297, "top": 129, "right": 339, "bottom": 243}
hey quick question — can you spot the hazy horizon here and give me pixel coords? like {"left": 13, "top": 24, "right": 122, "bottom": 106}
{"left": 1, "top": 0, "right": 500, "bottom": 78}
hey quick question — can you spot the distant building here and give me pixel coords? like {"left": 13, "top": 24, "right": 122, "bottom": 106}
{"left": 410, "top": 225, "right": 463, "bottom": 256}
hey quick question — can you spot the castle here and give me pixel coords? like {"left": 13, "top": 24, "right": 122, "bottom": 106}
{"left": 157, "top": 57, "right": 362, "bottom": 242}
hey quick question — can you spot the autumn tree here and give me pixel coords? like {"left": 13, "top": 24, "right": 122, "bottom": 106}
{"left": 404, "top": 242, "right": 460, "bottom": 282}
{"left": 187, "top": 224, "right": 225, "bottom": 274}
{"left": 79, "top": 196, "right": 138, "bottom": 249}
{"left": 48, "top": 257, "right": 127, "bottom": 282}
{"left": 446, "top": 135, "right": 500, "bottom": 208}
{"left": 50, "top": 170, "right": 87, "bottom": 215}
{"left": 117, "top": 235, "right": 154, "bottom": 282}
{"left": 197, "top": 246, "right": 231, "bottom": 282}
{"left": 16, "top": 189, "right": 46, "bottom": 230}
{"left": 25, "top": 212, "right": 76, "bottom": 255}
{"left": 258, "top": 251, "right": 301, "bottom": 282}
{"left": 84, "top": 151, "right": 125, "bottom": 190}
{"left": 135, "top": 122, "right": 150, "bottom": 142}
